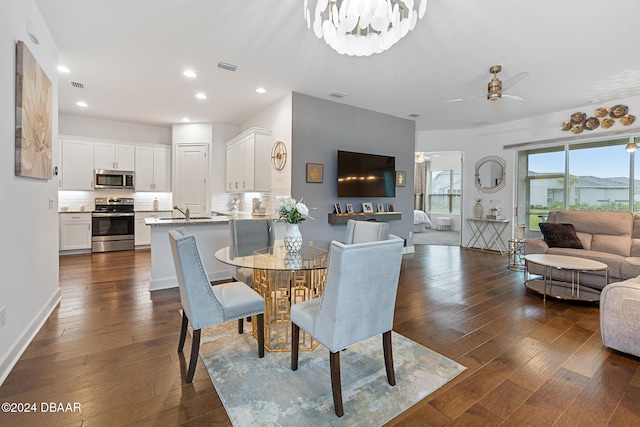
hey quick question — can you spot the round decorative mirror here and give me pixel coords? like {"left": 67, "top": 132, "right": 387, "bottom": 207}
{"left": 475, "top": 155, "right": 506, "bottom": 193}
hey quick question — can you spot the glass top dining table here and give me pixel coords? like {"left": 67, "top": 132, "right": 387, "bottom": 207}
{"left": 214, "top": 239, "right": 330, "bottom": 352}
{"left": 214, "top": 240, "right": 330, "bottom": 272}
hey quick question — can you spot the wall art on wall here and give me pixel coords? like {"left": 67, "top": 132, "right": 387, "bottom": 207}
{"left": 15, "top": 40, "right": 52, "bottom": 180}
{"left": 395, "top": 171, "right": 406, "bottom": 187}
{"left": 306, "top": 163, "right": 323, "bottom": 183}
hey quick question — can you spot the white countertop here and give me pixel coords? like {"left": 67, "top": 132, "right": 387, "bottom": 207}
{"left": 145, "top": 215, "right": 232, "bottom": 226}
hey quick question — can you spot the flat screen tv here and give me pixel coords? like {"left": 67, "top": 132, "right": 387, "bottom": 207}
{"left": 337, "top": 150, "right": 396, "bottom": 198}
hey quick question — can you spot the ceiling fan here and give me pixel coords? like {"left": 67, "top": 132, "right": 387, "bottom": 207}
{"left": 446, "top": 65, "right": 529, "bottom": 103}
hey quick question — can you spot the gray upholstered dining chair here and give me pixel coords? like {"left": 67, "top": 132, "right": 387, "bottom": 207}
{"left": 290, "top": 235, "right": 404, "bottom": 417}
{"left": 229, "top": 218, "right": 275, "bottom": 285}
{"left": 343, "top": 219, "right": 389, "bottom": 244}
{"left": 169, "top": 229, "right": 265, "bottom": 384}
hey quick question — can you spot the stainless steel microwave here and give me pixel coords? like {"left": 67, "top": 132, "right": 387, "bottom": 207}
{"left": 94, "top": 170, "right": 135, "bottom": 190}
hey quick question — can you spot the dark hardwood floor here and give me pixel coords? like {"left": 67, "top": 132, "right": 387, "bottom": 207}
{"left": 1, "top": 246, "right": 639, "bottom": 426}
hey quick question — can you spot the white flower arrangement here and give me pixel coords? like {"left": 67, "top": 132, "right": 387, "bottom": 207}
{"left": 275, "top": 197, "right": 313, "bottom": 224}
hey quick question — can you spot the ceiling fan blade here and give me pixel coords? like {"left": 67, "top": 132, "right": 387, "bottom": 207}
{"left": 502, "top": 72, "right": 529, "bottom": 91}
{"left": 445, "top": 93, "right": 483, "bottom": 103}
{"left": 502, "top": 93, "right": 526, "bottom": 102}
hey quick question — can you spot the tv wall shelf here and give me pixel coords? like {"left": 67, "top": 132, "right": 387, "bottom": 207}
{"left": 328, "top": 212, "right": 402, "bottom": 225}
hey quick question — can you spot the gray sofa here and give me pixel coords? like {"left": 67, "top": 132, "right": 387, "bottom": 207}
{"left": 524, "top": 210, "right": 640, "bottom": 290}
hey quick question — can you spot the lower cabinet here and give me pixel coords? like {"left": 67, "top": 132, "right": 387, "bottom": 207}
{"left": 135, "top": 211, "right": 172, "bottom": 246}
{"left": 59, "top": 213, "right": 92, "bottom": 251}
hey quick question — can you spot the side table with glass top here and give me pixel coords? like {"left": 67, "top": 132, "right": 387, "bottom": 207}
{"left": 508, "top": 239, "right": 525, "bottom": 271}
{"left": 215, "top": 241, "right": 329, "bottom": 352}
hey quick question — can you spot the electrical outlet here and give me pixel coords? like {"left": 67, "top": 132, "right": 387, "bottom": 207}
{"left": 0, "top": 306, "right": 5, "bottom": 328}
{"left": 49, "top": 197, "right": 55, "bottom": 209}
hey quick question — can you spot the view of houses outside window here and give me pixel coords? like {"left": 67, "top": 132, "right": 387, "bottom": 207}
{"left": 428, "top": 169, "right": 461, "bottom": 214}
{"left": 517, "top": 137, "right": 640, "bottom": 231}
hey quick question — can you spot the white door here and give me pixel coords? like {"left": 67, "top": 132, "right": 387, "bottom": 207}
{"left": 174, "top": 144, "right": 208, "bottom": 215}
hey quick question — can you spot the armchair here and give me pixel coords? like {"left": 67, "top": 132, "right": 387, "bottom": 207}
{"left": 169, "top": 229, "right": 265, "bottom": 383}
{"left": 290, "top": 235, "right": 404, "bottom": 416}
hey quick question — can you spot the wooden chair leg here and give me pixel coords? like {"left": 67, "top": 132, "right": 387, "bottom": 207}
{"left": 238, "top": 318, "right": 244, "bottom": 334}
{"left": 330, "top": 351, "right": 344, "bottom": 417}
{"left": 291, "top": 323, "right": 300, "bottom": 370}
{"left": 383, "top": 330, "right": 396, "bottom": 386}
{"left": 256, "top": 313, "right": 265, "bottom": 358}
{"left": 178, "top": 311, "right": 188, "bottom": 352}
{"left": 186, "top": 329, "right": 201, "bottom": 383}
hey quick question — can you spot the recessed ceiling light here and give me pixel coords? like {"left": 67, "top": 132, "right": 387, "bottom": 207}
{"left": 183, "top": 69, "right": 196, "bottom": 78}
{"left": 181, "top": 117, "right": 191, "bottom": 122}
{"left": 76, "top": 101, "right": 88, "bottom": 107}
{"left": 195, "top": 93, "right": 207, "bottom": 99}
{"left": 256, "top": 87, "right": 266, "bottom": 94}
{"left": 57, "top": 65, "right": 70, "bottom": 73}
{"left": 408, "top": 113, "right": 421, "bottom": 118}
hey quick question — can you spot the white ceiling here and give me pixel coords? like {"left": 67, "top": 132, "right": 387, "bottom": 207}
{"left": 35, "top": 0, "right": 640, "bottom": 132}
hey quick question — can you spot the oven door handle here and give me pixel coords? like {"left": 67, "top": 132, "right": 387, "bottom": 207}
{"left": 92, "top": 212, "right": 135, "bottom": 218}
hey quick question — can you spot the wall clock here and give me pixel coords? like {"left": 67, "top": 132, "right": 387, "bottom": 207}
{"left": 271, "top": 141, "right": 287, "bottom": 171}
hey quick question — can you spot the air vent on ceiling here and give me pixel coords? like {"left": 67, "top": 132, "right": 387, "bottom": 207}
{"left": 70, "top": 81, "right": 84, "bottom": 89}
{"left": 470, "top": 121, "right": 489, "bottom": 127}
{"left": 217, "top": 62, "right": 238, "bottom": 72}
{"left": 328, "top": 91, "right": 347, "bottom": 99}
{"left": 408, "top": 113, "right": 421, "bottom": 118}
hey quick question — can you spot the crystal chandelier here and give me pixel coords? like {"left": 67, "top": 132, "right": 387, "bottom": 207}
{"left": 304, "top": 0, "right": 428, "bottom": 57}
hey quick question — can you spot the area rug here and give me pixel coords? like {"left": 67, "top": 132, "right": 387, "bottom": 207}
{"left": 413, "top": 229, "right": 461, "bottom": 246}
{"left": 199, "top": 322, "right": 465, "bottom": 426}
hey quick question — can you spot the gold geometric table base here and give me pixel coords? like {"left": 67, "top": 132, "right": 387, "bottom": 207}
{"left": 252, "top": 265, "right": 326, "bottom": 352}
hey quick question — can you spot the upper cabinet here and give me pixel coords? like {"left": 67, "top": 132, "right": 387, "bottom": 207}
{"left": 94, "top": 141, "right": 135, "bottom": 171}
{"left": 61, "top": 138, "right": 94, "bottom": 190}
{"left": 225, "top": 127, "right": 272, "bottom": 192}
{"left": 135, "top": 145, "right": 171, "bottom": 192}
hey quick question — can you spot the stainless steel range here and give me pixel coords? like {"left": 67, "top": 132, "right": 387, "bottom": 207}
{"left": 92, "top": 197, "right": 135, "bottom": 252}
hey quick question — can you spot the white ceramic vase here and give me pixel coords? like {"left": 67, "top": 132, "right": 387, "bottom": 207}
{"left": 284, "top": 223, "right": 303, "bottom": 253}
{"left": 474, "top": 202, "right": 483, "bottom": 219}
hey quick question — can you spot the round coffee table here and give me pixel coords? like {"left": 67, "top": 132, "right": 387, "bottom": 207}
{"left": 524, "top": 254, "right": 608, "bottom": 302}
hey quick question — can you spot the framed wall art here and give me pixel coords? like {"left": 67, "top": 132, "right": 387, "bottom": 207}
{"left": 362, "top": 202, "right": 374, "bottom": 213}
{"left": 15, "top": 40, "right": 53, "bottom": 180}
{"left": 306, "top": 163, "right": 323, "bottom": 183}
{"left": 395, "top": 171, "right": 406, "bottom": 187}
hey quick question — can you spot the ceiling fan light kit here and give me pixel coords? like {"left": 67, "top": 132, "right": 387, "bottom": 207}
{"left": 304, "top": 0, "right": 428, "bottom": 57}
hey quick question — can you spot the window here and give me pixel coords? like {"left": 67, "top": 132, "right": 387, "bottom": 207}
{"left": 428, "top": 169, "right": 461, "bottom": 213}
{"left": 517, "top": 137, "right": 634, "bottom": 231}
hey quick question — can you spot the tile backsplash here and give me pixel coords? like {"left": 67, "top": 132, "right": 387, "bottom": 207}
{"left": 58, "top": 190, "right": 173, "bottom": 212}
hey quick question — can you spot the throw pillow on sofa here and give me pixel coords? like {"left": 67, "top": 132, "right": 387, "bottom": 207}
{"left": 539, "top": 223, "right": 583, "bottom": 249}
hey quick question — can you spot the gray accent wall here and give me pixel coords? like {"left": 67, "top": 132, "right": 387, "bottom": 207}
{"left": 291, "top": 93, "right": 415, "bottom": 245}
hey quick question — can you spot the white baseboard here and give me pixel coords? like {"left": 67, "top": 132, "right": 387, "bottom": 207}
{"left": 0, "top": 287, "right": 62, "bottom": 386}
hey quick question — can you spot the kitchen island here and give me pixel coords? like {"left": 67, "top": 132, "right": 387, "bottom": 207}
{"left": 145, "top": 214, "right": 284, "bottom": 291}
{"left": 146, "top": 215, "right": 234, "bottom": 291}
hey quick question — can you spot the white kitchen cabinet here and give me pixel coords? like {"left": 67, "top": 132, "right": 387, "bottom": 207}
{"left": 135, "top": 211, "right": 173, "bottom": 246}
{"left": 61, "top": 138, "right": 94, "bottom": 190}
{"left": 94, "top": 141, "right": 135, "bottom": 171}
{"left": 135, "top": 145, "right": 171, "bottom": 192}
{"left": 59, "top": 213, "right": 92, "bottom": 251}
{"left": 225, "top": 127, "right": 272, "bottom": 192}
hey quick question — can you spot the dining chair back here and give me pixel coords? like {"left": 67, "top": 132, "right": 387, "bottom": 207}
{"left": 229, "top": 218, "right": 275, "bottom": 284}
{"left": 169, "top": 228, "right": 265, "bottom": 383}
{"left": 343, "top": 219, "right": 389, "bottom": 244}
{"left": 290, "top": 234, "right": 404, "bottom": 416}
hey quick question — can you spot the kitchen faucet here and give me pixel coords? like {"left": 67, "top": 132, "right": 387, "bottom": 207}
{"left": 174, "top": 205, "right": 190, "bottom": 221}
